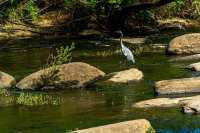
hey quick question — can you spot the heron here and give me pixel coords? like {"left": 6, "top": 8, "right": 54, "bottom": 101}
{"left": 116, "top": 31, "right": 135, "bottom": 64}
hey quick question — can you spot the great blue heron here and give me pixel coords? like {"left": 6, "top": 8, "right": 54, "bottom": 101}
{"left": 116, "top": 31, "right": 135, "bottom": 64}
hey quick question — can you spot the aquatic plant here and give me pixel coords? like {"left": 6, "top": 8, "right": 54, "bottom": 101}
{"left": 0, "top": 89, "right": 11, "bottom": 96}
{"left": 16, "top": 92, "right": 62, "bottom": 106}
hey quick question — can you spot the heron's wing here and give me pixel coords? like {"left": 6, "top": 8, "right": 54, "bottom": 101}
{"left": 124, "top": 46, "right": 135, "bottom": 63}
{"left": 121, "top": 44, "right": 129, "bottom": 56}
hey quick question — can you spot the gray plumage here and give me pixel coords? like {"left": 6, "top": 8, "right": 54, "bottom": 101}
{"left": 117, "top": 31, "right": 135, "bottom": 64}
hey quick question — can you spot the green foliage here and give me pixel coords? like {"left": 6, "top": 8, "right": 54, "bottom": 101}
{"left": 156, "top": 0, "right": 200, "bottom": 19}
{"left": 25, "top": 0, "right": 39, "bottom": 21}
{"left": 8, "top": 8, "right": 18, "bottom": 21}
{"left": 47, "top": 43, "right": 75, "bottom": 68}
{"left": 40, "top": 43, "right": 75, "bottom": 88}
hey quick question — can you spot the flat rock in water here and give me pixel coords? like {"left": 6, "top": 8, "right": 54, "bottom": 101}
{"left": 182, "top": 99, "right": 200, "bottom": 114}
{"left": 107, "top": 68, "right": 143, "bottom": 83}
{"left": 16, "top": 62, "right": 105, "bottom": 90}
{"left": 169, "top": 54, "right": 200, "bottom": 62}
{"left": 155, "top": 77, "right": 200, "bottom": 95}
{"left": 112, "top": 37, "right": 147, "bottom": 45}
{"left": 187, "top": 62, "right": 200, "bottom": 71}
{"left": 133, "top": 97, "right": 181, "bottom": 108}
{"left": 168, "top": 33, "right": 200, "bottom": 55}
{"left": 0, "top": 71, "right": 16, "bottom": 89}
{"left": 73, "top": 119, "right": 155, "bottom": 133}
{"left": 133, "top": 95, "right": 200, "bottom": 109}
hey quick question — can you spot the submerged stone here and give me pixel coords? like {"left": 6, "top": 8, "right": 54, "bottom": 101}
{"left": 169, "top": 54, "right": 200, "bottom": 62}
{"left": 73, "top": 119, "right": 155, "bottom": 133}
{"left": 0, "top": 71, "right": 16, "bottom": 89}
{"left": 155, "top": 77, "right": 200, "bottom": 95}
{"left": 107, "top": 68, "right": 143, "bottom": 84}
{"left": 16, "top": 62, "right": 105, "bottom": 90}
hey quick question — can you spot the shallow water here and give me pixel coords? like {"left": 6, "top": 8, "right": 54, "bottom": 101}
{"left": 0, "top": 38, "right": 200, "bottom": 133}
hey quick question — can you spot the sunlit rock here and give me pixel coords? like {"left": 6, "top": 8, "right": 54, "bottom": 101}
{"left": 0, "top": 71, "right": 16, "bottom": 89}
{"left": 187, "top": 62, "right": 200, "bottom": 71}
{"left": 16, "top": 62, "right": 105, "bottom": 90}
{"left": 133, "top": 95, "right": 200, "bottom": 115}
{"left": 155, "top": 77, "right": 200, "bottom": 95}
{"left": 182, "top": 98, "right": 200, "bottom": 114}
{"left": 72, "top": 119, "right": 155, "bottom": 133}
{"left": 168, "top": 33, "right": 200, "bottom": 55}
{"left": 133, "top": 98, "right": 181, "bottom": 108}
{"left": 107, "top": 68, "right": 143, "bottom": 83}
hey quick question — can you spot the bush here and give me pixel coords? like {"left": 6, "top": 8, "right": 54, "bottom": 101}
{"left": 47, "top": 43, "right": 75, "bottom": 68}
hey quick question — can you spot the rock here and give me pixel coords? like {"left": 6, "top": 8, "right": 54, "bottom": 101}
{"left": 107, "top": 68, "right": 143, "bottom": 83}
{"left": 133, "top": 98, "right": 181, "bottom": 108}
{"left": 133, "top": 95, "right": 200, "bottom": 115}
{"left": 112, "top": 37, "right": 147, "bottom": 45}
{"left": 155, "top": 77, "right": 200, "bottom": 95}
{"left": 0, "top": 71, "right": 16, "bottom": 89}
{"left": 169, "top": 54, "right": 200, "bottom": 62}
{"left": 16, "top": 62, "right": 105, "bottom": 90}
{"left": 133, "top": 95, "right": 200, "bottom": 109}
{"left": 159, "top": 24, "right": 185, "bottom": 31}
{"left": 168, "top": 33, "right": 200, "bottom": 55}
{"left": 187, "top": 62, "right": 200, "bottom": 71}
{"left": 72, "top": 119, "right": 155, "bottom": 133}
{"left": 182, "top": 98, "right": 200, "bottom": 114}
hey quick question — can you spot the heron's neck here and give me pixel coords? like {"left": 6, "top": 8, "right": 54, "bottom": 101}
{"left": 120, "top": 37, "right": 123, "bottom": 47}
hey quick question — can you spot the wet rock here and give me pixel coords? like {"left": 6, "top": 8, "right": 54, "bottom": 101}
{"left": 182, "top": 99, "right": 200, "bottom": 114}
{"left": 155, "top": 77, "right": 200, "bottom": 95}
{"left": 0, "top": 71, "right": 16, "bottom": 89}
{"left": 73, "top": 119, "right": 155, "bottom": 133}
{"left": 16, "top": 62, "right": 105, "bottom": 90}
{"left": 149, "top": 43, "right": 168, "bottom": 49}
{"left": 187, "top": 62, "right": 200, "bottom": 71}
{"left": 78, "top": 29, "right": 104, "bottom": 38}
{"left": 133, "top": 95, "right": 200, "bottom": 109}
{"left": 159, "top": 24, "right": 185, "bottom": 31}
{"left": 169, "top": 54, "right": 200, "bottom": 62}
{"left": 107, "top": 68, "right": 143, "bottom": 83}
{"left": 112, "top": 37, "right": 147, "bottom": 45}
{"left": 133, "top": 98, "right": 181, "bottom": 108}
{"left": 168, "top": 33, "right": 200, "bottom": 55}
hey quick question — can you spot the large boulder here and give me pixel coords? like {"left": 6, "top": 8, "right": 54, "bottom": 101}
{"left": 16, "top": 62, "right": 105, "bottom": 90}
{"left": 73, "top": 119, "right": 155, "bottom": 133}
{"left": 155, "top": 77, "right": 200, "bottom": 95}
{"left": 168, "top": 33, "right": 200, "bottom": 55}
{"left": 0, "top": 71, "right": 16, "bottom": 89}
{"left": 107, "top": 68, "right": 143, "bottom": 83}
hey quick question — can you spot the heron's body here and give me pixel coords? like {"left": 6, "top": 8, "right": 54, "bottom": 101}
{"left": 120, "top": 37, "right": 135, "bottom": 64}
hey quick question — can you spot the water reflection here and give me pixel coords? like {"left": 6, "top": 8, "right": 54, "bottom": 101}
{"left": 158, "top": 128, "right": 200, "bottom": 133}
{"left": 0, "top": 89, "right": 62, "bottom": 106}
